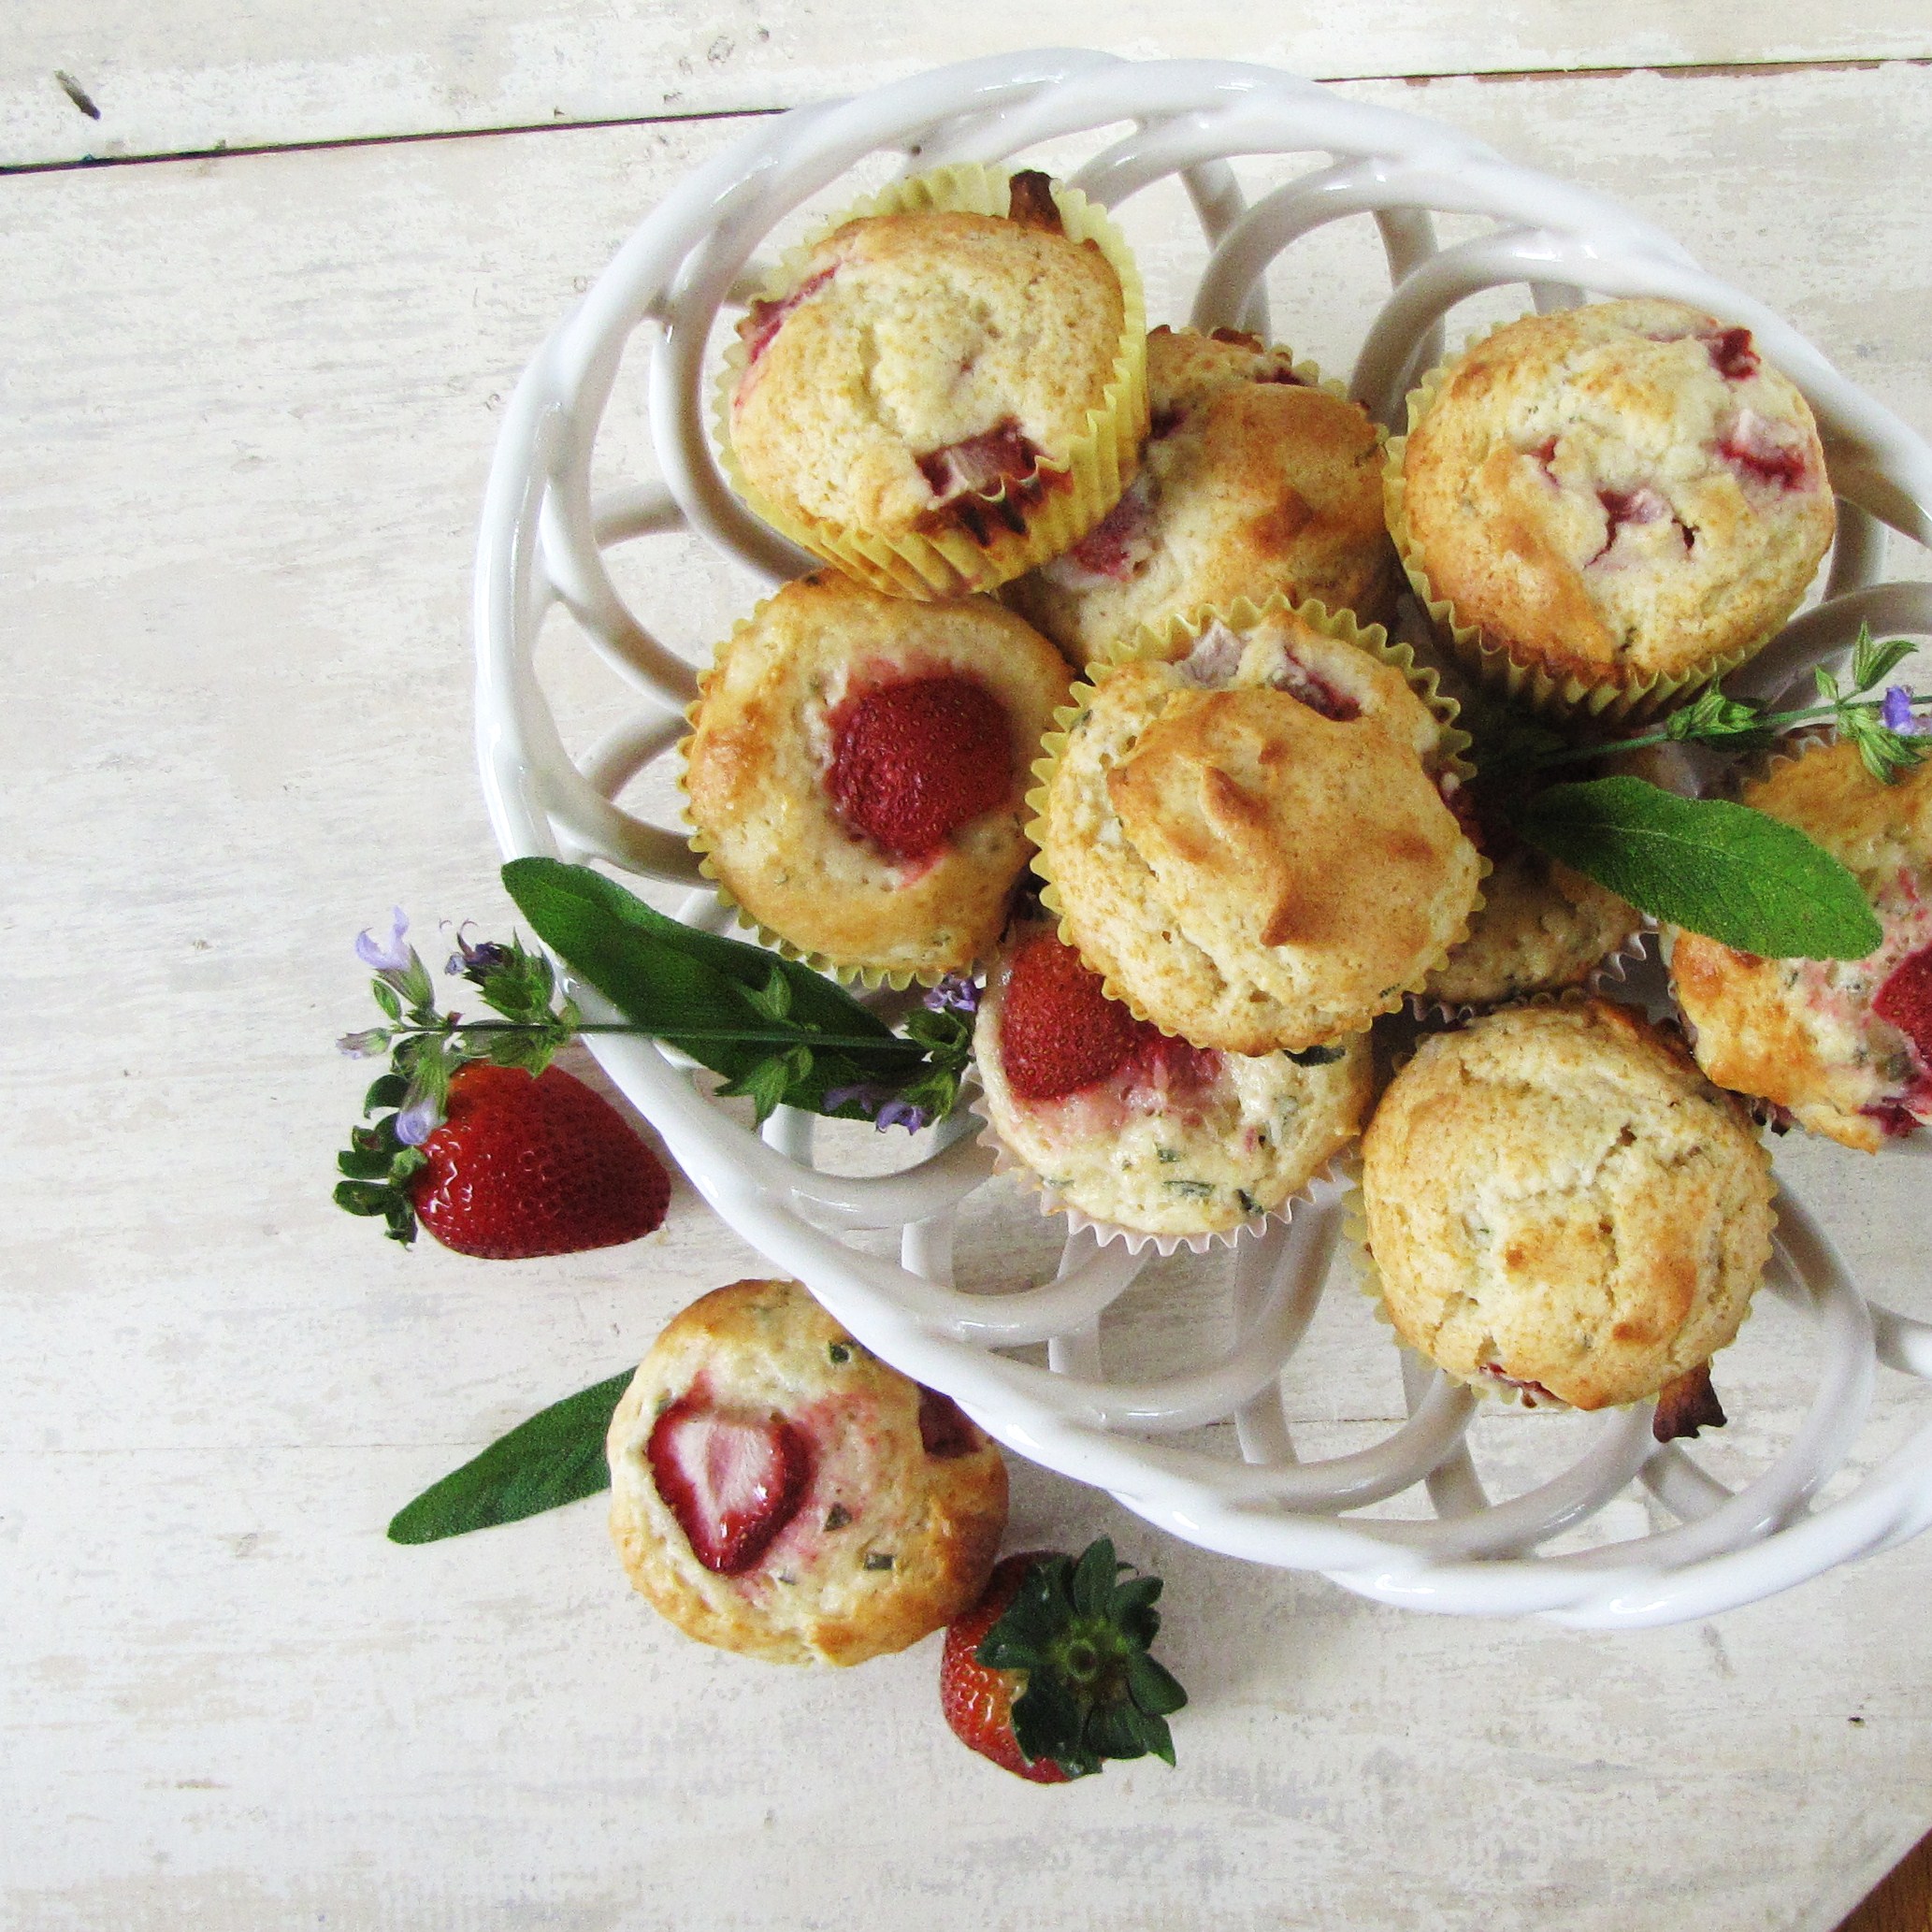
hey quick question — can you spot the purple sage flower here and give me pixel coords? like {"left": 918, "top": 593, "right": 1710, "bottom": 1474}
{"left": 823, "top": 1082, "right": 883, "bottom": 1117}
{"left": 446, "top": 924, "right": 514, "bottom": 978}
{"left": 1882, "top": 685, "right": 1923, "bottom": 735}
{"left": 922, "top": 975, "right": 981, "bottom": 1017}
{"left": 394, "top": 1095, "right": 443, "bottom": 1146}
{"left": 337, "top": 1028, "right": 389, "bottom": 1059}
{"left": 355, "top": 906, "right": 412, "bottom": 973}
{"left": 873, "top": 1096, "right": 933, "bottom": 1133}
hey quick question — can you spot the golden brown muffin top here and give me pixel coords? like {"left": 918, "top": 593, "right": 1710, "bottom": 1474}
{"left": 1399, "top": 298, "right": 1834, "bottom": 688}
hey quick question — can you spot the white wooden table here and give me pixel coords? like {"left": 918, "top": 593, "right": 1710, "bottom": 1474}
{"left": 6, "top": 10, "right": 1931, "bottom": 1927}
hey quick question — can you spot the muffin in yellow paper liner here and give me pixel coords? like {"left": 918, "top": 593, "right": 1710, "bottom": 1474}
{"left": 1002, "top": 323, "right": 1399, "bottom": 664}
{"left": 968, "top": 919, "right": 1373, "bottom": 1254}
{"left": 717, "top": 163, "right": 1149, "bottom": 600}
{"left": 1027, "top": 593, "right": 1487, "bottom": 1054}
{"left": 1386, "top": 301, "right": 1835, "bottom": 723}
{"left": 1348, "top": 994, "right": 1774, "bottom": 1414}
{"left": 678, "top": 573, "right": 1072, "bottom": 988}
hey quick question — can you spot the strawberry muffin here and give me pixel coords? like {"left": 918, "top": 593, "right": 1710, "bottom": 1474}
{"left": 1392, "top": 298, "right": 1835, "bottom": 713}
{"left": 1420, "top": 801, "right": 1639, "bottom": 1011}
{"left": 683, "top": 573, "right": 1071, "bottom": 981}
{"left": 1670, "top": 739, "right": 1932, "bottom": 1150}
{"left": 726, "top": 166, "right": 1146, "bottom": 598}
{"left": 1031, "top": 600, "right": 1482, "bottom": 1053}
{"left": 1006, "top": 324, "right": 1396, "bottom": 663}
{"left": 974, "top": 925, "right": 1371, "bottom": 1244}
{"left": 1360, "top": 1000, "right": 1775, "bottom": 1411}
{"left": 607, "top": 1277, "right": 1008, "bottom": 1665}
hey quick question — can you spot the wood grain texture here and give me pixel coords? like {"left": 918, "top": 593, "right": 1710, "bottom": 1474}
{"left": 1843, "top": 1834, "right": 1932, "bottom": 1932}
{"left": 7, "top": 0, "right": 1932, "bottom": 170}
{"left": 3, "top": 58, "right": 1931, "bottom": 1932}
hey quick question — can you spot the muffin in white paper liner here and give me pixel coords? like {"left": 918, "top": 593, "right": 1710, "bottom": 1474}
{"left": 968, "top": 922, "right": 1373, "bottom": 1255}
{"left": 1405, "top": 898, "right": 1650, "bottom": 1028}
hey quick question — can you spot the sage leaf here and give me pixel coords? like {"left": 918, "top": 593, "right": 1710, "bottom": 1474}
{"left": 387, "top": 1368, "right": 634, "bottom": 1543}
{"left": 1507, "top": 777, "right": 1882, "bottom": 960}
{"left": 500, "top": 858, "right": 916, "bottom": 1115}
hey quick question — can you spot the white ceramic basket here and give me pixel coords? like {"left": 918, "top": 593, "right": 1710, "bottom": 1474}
{"left": 474, "top": 50, "right": 1932, "bottom": 1627}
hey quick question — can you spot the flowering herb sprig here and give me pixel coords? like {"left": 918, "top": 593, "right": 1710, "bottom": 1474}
{"left": 1451, "top": 627, "right": 1925, "bottom": 961}
{"left": 335, "top": 864, "right": 985, "bottom": 1238}
{"left": 1517, "top": 626, "right": 1928, "bottom": 785}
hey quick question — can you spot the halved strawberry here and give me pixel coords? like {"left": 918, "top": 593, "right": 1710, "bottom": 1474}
{"left": 1000, "top": 931, "right": 1218, "bottom": 1103}
{"left": 940, "top": 1539, "right": 1186, "bottom": 1782}
{"left": 647, "top": 1390, "right": 812, "bottom": 1574}
{"left": 826, "top": 675, "right": 1013, "bottom": 860}
{"left": 1873, "top": 944, "right": 1932, "bottom": 1067}
{"left": 998, "top": 932, "right": 1145, "bottom": 1101}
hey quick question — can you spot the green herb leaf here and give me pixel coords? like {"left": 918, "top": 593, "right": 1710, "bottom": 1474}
{"left": 1850, "top": 626, "right": 1917, "bottom": 694}
{"left": 500, "top": 858, "right": 916, "bottom": 1116}
{"left": 1660, "top": 686, "right": 1774, "bottom": 752}
{"left": 387, "top": 1368, "right": 635, "bottom": 1544}
{"left": 1507, "top": 777, "right": 1882, "bottom": 960}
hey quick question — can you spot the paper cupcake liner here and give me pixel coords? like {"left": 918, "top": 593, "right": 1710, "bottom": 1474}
{"left": 968, "top": 1091, "right": 1283, "bottom": 1257}
{"left": 716, "top": 164, "right": 1149, "bottom": 601}
{"left": 1385, "top": 327, "right": 1771, "bottom": 723}
{"left": 678, "top": 593, "right": 994, "bottom": 991}
{"left": 1027, "top": 592, "right": 1489, "bottom": 1045}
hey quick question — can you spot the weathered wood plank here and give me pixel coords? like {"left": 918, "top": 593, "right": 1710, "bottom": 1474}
{"left": 7, "top": 3, "right": 1932, "bottom": 171}
{"left": 3, "top": 62, "right": 1930, "bottom": 1931}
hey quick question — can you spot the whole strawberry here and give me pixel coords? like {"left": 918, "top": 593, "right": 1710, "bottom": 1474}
{"left": 336, "top": 912, "right": 672, "bottom": 1255}
{"left": 940, "top": 1538, "right": 1186, "bottom": 1781}
{"left": 341, "top": 1061, "right": 669, "bottom": 1258}
{"left": 411, "top": 1063, "right": 670, "bottom": 1259}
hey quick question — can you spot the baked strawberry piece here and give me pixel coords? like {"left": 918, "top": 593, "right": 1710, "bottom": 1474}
{"left": 606, "top": 1278, "right": 1008, "bottom": 1665}
{"left": 826, "top": 674, "right": 1012, "bottom": 861}
{"left": 682, "top": 573, "right": 1070, "bottom": 982}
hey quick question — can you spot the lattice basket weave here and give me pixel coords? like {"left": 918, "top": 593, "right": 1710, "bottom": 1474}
{"left": 473, "top": 50, "right": 1932, "bottom": 1627}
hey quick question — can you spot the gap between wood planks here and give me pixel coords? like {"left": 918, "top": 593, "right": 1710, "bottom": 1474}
{"left": 5, "top": 51, "right": 1929, "bottom": 180}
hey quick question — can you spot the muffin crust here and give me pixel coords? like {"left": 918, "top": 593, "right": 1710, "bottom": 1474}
{"left": 1007, "top": 325, "right": 1396, "bottom": 661}
{"left": 1361, "top": 1000, "right": 1774, "bottom": 1410}
{"left": 1034, "top": 605, "right": 1482, "bottom": 1052}
{"left": 683, "top": 573, "right": 1071, "bottom": 979}
{"left": 973, "top": 925, "right": 1373, "bottom": 1240}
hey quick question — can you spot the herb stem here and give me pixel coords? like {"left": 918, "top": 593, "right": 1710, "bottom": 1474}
{"left": 394, "top": 1018, "right": 925, "bottom": 1056}
{"left": 1529, "top": 697, "right": 1920, "bottom": 772}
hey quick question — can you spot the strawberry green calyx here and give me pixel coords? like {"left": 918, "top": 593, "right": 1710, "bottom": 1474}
{"left": 976, "top": 1537, "right": 1187, "bottom": 1778}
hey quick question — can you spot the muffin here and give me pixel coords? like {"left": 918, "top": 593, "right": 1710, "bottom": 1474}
{"left": 607, "top": 1278, "right": 1008, "bottom": 1665}
{"left": 724, "top": 166, "right": 1146, "bottom": 598}
{"left": 1420, "top": 801, "right": 1640, "bottom": 1011}
{"left": 1005, "top": 324, "right": 1397, "bottom": 662}
{"left": 682, "top": 573, "right": 1072, "bottom": 982}
{"left": 1031, "top": 598, "right": 1483, "bottom": 1053}
{"left": 1360, "top": 999, "right": 1775, "bottom": 1410}
{"left": 1391, "top": 298, "right": 1835, "bottom": 715}
{"left": 1670, "top": 738, "right": 1932, "bottom": 1150}
{"left": 974, "top": 924, "right": 1373, "bottom": 1246}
